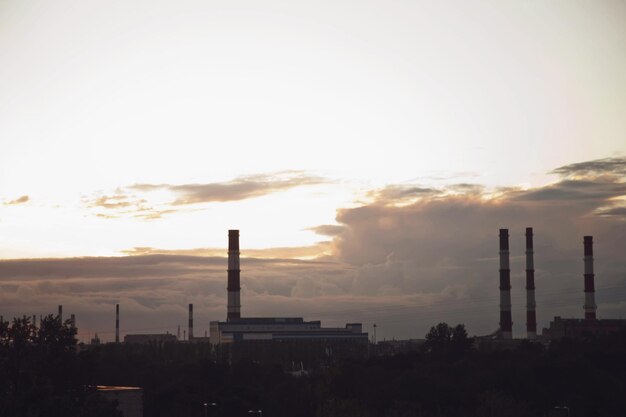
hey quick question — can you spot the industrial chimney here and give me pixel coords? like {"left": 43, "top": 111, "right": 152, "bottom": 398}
{"left": 583, "top": 236, "right": 597, "bottom": 320}
{"left": 188, "top": 303, "right": 194, "bottom": 340}
{"left": 499, "top": 229, "right": 512, "bottom": 339}
{"left": 115, "top": 304, "right": 120, "bottom": 343}
{"left": 227, "top": 230, "right": 241, "bottom": 321}
{"left": 58, "top": 305, "right": 63, "bottom": 323}
{"left": 525, "top": 228, "right": 537, "bottom": 339}
{"left": 70, "top": 314, "right": 76, "bottom": 329}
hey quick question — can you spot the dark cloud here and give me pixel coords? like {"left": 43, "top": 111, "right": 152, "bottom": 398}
{"left": 367, "top": 185, "right": 440, "bottom": 203}
{"left": 83, "top": 171, "right": 327, "bottom": 221}
{"left": 0, "top": 254, "right": 356, "bottom": 342}
{"left": 130, "top": 171, "right": 327, "bottom": 205}
{"left": 510, "top": 180, "right": 626, "bottom": 202}
{"left": 551, "top": 157, "right": 626, "bottom": 178}
{"left": 4, "top": 195, "right": 29, "bottom": 205}
{"left": 596, "top": 206, "right": 626, "bottom": 219}
{"left": 307, "top": 224, "right": 345, "bottom": 237}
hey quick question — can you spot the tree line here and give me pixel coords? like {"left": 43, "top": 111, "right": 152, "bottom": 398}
{"left": 1, "top": 318, "right": 625, "bottom": 417}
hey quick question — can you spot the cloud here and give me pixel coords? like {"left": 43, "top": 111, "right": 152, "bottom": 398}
{"left": 130, "top": 171, "right": 327, "bottom": 205}
{"left": 366, "top": 185, "right": 440, "bottom": 204}
{"left": 83, "top": 171, "right": 327, "bottom": 221}
{"left": 595, "top": 205, "right": 626, "bottom": 219}
{"left": 0, "top": 253, "right": 356, "bottom": 341}
{"left": 84, "top": 191, "right": 178, "bottom": 221}
{"left": 307, "top": 224, "right": 345, "bottom": 237}
{"left": 4, "top": 195, "right": 29, "bottom": 205}
{"left": 120, "top": 242, "right": 333, "bottom": 260}
{"left": 551, "top": 157, "right": 626, "bottom": 178}
{"left": 510, "top": 180, "right": 626, "bottom": 203}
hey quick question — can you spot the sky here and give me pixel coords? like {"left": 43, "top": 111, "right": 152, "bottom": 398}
{"left": 0, "top": 0, "right": 625, "bottom": 341}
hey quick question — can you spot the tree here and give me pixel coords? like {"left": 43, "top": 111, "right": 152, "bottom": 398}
{"left": 424, "top": 322, "right": 473, "bottom": 355}
{"left": 0, "top": 315, "right": 121, "bottom": 417}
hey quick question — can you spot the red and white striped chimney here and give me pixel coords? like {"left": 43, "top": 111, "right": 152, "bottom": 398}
{"left": 525, "top": 227, "right": 537, "bottom": 339}
{"left": 188, "top": 303, "right": 194, "bottom": 339}
{"left": 583, "top": 236, "right": 597, "bottom": 320}
{"left": 499, "top": 229, "right": 512, "bottom": 339}
{"left": 227, "top": 230, "right": 241, "bottom": 321}
{"left": 115, "top": 304, "right": 120, "bottom": 343}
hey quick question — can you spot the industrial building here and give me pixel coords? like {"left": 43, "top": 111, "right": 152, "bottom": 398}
{"left": 210, "top": 230, "right": 368, "bottom": 345}
{"left": 542, "top": 316, "right": 626, "bottom": 339}
{"left": 123, "top": 333, "right": 177, "bottom": 344}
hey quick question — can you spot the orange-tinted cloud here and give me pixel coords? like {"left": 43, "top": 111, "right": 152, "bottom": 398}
{"left": 130, "top": 171, "right": 327, "bottom": 205}
{"left": 83, "top": 171, "right": 328, "bottom": 221}
{"left": 4, "top": 195, "right": 29, "bottom": 205}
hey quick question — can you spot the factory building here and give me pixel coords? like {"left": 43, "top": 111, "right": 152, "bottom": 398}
{"left": 123, "top": 333, "right": 177, "bottom": 344}
{"left": 210, "top": 318, "right": 365, "bottom": 344}
{"left": 542, "top": 317, "right": 626, "bottom": 339}
{"left": 210, "top": 230, "right": 368, "bottom": 345}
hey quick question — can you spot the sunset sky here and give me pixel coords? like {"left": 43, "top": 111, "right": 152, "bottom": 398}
{"left": 1, "top": 1, "right": 625, "bottom": 341}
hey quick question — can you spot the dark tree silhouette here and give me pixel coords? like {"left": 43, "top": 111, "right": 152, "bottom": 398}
{"left": 0, "top": 315, "right": 121, "bottom": 417}
{"left": 424, "top": 322, "right": 473, "bottom": 355}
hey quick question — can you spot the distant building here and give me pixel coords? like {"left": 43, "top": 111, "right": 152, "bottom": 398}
{"left": 124, "top": 333, "right": 177, "bottom": 344}
{"left": 97, "top": 386, "right": 143, "bottom": 417}
{"left": 210, "top": 318, "right": 367, "bottom": 343}
{"left": 542, "top": 317, "right": 626, "bottom": 340}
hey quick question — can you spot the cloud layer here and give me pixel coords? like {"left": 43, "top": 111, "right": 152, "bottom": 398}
{"left": 1, "top": 157, "right": 625, "bottom": 341}
{"left": 83, "top": 171, "right": 327, "bottom": 220}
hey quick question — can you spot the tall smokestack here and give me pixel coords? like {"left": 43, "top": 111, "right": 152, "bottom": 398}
{"left": 32, "top": 315, "right": 37, "bottom": 328}
{"left": 58, "top": 305, "right": 63, "bottom": 323}
{"left": 583, "top": 236, "right": 597, "bottom": 320}
{"left": 70, "top": 313, "right": 76, "bottom": 329}
{"left": 525, "top": 228, "right": 537, "bottom": 339}
{"left": 499, "top": 229, "right": 512, "bottom": 339}
{"left": 115, "top": 304, "right": 120, "bottom": 343}
{"left": 227, "top": 230, "right": 241, "bottom": 321}
{"left": 188, "top": 303, "right": 194, "bottom": 340}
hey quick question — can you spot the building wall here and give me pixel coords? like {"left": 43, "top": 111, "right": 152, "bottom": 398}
{"left": 543, "top": 317, "right": 626, "bottom": 339}
{"left": 210, "top": 318, "right": 367, "bottom": 345}
{"left": 98, "top": 387, "right": 143, "bottom": 417}
{"left": 124, "top": 334, "right": 177, "bottom": 344}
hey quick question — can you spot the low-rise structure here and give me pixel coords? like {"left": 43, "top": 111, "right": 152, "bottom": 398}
{"left": 124, "top": 333, "right": 177, "bottom": 344}
{"left": 97, "top": 386, "right": 143, "bottom": 417}
{"left": 542, "top": 317, "right": 626, "bottom": 340}
{"left": 210, "top": 318, "right": 366, "bottom": 344}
